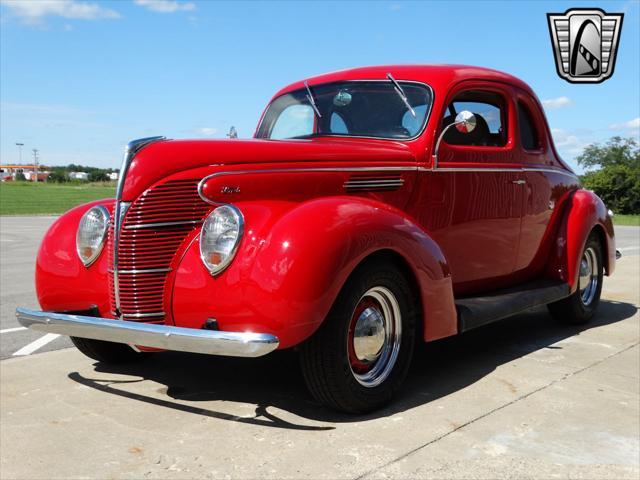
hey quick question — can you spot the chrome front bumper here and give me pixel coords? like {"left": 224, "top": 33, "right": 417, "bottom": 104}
{"left": 15, "top": 308, "right": 279, "bottom": 358}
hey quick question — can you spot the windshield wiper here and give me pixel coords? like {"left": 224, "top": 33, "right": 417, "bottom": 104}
{"left": 304, "top": 81, "right": 322, "bottom": 119}
{"left": 386, "top": 73, "right": 416, "bottom": 118}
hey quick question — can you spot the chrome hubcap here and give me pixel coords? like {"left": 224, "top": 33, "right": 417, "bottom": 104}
{"left": 353, "top": 307, "right": 386, "bottom": 363}
{"left": 348, "top": 286, "right": 402, "bottom": 388}
{"left": 579, "top": 247, "right": 599, "bottom": 306}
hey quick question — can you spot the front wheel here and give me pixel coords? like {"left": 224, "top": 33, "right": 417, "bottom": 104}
{"left": 548, "top": 233, "right": 604, "bottom": 325}
{"left": 71, "top": 337, "right": 146, "bottom": 364}
{"left": 299, "top": 262, "right": 416, "bottom": 413}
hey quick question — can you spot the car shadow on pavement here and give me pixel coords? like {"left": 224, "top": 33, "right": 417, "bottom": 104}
{"left": 68, "top": 299, "right": 637, "bottom": 429}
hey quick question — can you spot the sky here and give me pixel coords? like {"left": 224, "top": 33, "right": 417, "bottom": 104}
{"left": 1, "top": 0, "right": 639, "bottom": 173}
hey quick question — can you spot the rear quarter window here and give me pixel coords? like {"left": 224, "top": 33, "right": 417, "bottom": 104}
{"left": 518, "top": 102, "right": 541, "bottom": 151}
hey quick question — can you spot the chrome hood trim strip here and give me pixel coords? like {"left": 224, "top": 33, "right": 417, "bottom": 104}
{"left": 197, "top": 165, "right": 419, "bottom": 206}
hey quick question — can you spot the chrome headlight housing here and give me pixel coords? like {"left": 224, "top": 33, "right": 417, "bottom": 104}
{"left": 76, "top": 205, "right": 110, "bottom": 267}
{"left": 200, "top": 205, "right": 244, "bottom": 275}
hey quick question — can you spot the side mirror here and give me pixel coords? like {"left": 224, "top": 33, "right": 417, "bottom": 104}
{"left": 227, "top": 126, "right": 238, "bottom": 139}
{"left": 454, "top": 110, "right": 476, "bottom": 133}
{"left": 432, "top": 110, "right": 477, "bottom": 168}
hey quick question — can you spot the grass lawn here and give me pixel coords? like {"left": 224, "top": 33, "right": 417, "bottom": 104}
{"left": 614, "top": 214, "right": 640, "bottom": 226}
{"left": 0, "top": 182, "right": 116, "bottom": 215}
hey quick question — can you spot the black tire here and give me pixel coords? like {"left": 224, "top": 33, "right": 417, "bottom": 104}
{"left": 548, "top": 233, "right": 604, "bottom": 325}
{"left": 70, "top": 337, "right": 146, "bottom": 364}
{"left": 299, "top": 261, "right": 417, "bottom": 414}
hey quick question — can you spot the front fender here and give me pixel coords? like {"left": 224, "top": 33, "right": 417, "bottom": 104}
{"left": 172, "top": 197, "right": 456, "bottom": 348}
{"left": 36, "top": 199, "right": 115, "bottom": 315}
{"left": 547, "top": 189, "right": 615, "bottom": 291}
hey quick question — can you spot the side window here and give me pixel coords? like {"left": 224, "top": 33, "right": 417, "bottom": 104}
{"left": 518, "top": 102, "right": 541, "bottom": 151}
{"left": 270, "top": 104, "right": 314, "bottom": 139}
{"left": 330, "top": 112, "right": 348, "bottom": 134}
{"left": 442, "top": 91, "right": 507, "bottom": 147}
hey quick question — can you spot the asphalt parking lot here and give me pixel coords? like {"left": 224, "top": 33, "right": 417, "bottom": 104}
{"left": 1, "top": 217, "right": 638, "bottom": 479}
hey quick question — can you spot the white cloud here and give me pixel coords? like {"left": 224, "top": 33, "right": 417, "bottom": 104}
{"left": 196, "top": 127, "right": 217, "bottom": 136}
{"left": 0, "top": 0, "right": 120, "bottom": 24}
{"left": 134, "top": 0, "right": 196, "bottom": 13}
{"left": 609, "top": 117, "right": 640, "bottom": 131}
{"left": 542, "top": 96, "right": 572, "bottom": 110}
{"left": 551, "top": 128, "right": 589, "bottom": 155}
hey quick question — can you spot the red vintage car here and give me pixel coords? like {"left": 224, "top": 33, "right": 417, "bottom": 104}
{"left": 17, "top": 65, "right": 617, "bottom": 413}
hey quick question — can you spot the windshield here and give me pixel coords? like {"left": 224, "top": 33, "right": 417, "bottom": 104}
{"left": 256, "top": 81, "right": 433, "bottom": 140}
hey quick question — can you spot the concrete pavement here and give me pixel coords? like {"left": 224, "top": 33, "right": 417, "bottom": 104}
{"left": 616, "top": 224, "right": 640, "bottom": 257}
{"left": 0, "top": 216, "right": 72, "bottom": 359}
{"left": 1, "top": 243, "right": 638, "bottom": 478}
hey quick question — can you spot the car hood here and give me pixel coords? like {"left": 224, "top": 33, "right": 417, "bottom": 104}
{"left": 122, "top": 138, "right": 415, "bottom": 200}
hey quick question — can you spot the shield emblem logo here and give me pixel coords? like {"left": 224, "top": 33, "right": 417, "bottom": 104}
{"left": 547, "top": 8, "right": 624, "bottom": 83}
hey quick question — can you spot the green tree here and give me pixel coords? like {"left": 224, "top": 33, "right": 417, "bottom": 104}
{"left": 88, "top": 171, "right": 108, "bottom": 182}
{"left": 14, "top": 172, "right": 26, "bottom": 181}
{"left": 47, "top": 169, "right": 68, "bottom": 183}
{"left": 578, "top": 136, "right": 640, "bottom": 214}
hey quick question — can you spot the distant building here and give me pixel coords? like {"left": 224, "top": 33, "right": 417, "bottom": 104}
{"left": 0, "top": 164, "right": 49, "bottom": 182}
{"left": 108, "top": 172, "right": 119, "bottom": 181}
{"left": 23, "top": 171, "right": 49, "bottom": 182}
{"left": 69, "top": 171, "right": 89, "bottom": 181}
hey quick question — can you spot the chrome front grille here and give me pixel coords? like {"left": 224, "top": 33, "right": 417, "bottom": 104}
{"left": 108, "top": 179, "right": 211, "bottom": 322}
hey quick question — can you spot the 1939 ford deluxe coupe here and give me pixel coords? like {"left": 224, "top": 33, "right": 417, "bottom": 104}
{"left": 17, "top": 65, "right": 617, "bottom": 413}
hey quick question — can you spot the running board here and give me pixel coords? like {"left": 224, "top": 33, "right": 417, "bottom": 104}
{"left": 456, "top": 280, "right": 571, "bottom": 332}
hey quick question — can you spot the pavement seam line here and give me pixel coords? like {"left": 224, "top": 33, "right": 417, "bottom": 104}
{"left": 355, "top": 341, "right": 639, "bottom": 480}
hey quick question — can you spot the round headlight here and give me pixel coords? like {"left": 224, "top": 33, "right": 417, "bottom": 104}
{"left": 200, "top": 205, "right": 244, "bottom": 275}
{"left": 76, "top": 205, "right": 110, "bottom": 267}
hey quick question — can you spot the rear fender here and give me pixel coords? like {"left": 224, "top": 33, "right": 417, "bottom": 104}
{"left": 172, "top": 197, "right": 456, "bottom": 348}
{"left": 546, "top": 189, "right": 615, "bottom": 291}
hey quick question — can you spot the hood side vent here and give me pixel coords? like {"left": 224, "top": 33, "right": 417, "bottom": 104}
{"left": 344, "top": 174, "right": 404, "bottom": 192}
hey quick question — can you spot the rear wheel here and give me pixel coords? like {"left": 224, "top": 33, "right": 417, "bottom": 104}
{"left": 299, "top": 262, "right": 416, "bottom": 413}
{"left": 548, "top": 233, "right": 603, "bottom": 324}
{"left": 71, "top": 337, "right": 145, "bottom": 364}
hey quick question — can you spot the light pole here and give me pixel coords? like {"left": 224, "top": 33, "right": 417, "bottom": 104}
{"left": 32, "top": 149, "right": 39, "bottom": 183}
{"left": 15, "top": 143, "right": 24, "bottom": 164}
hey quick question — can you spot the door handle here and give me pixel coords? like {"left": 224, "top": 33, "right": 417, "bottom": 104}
{"left": 512, "top": 180, "right": 526, "bottom": 185}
